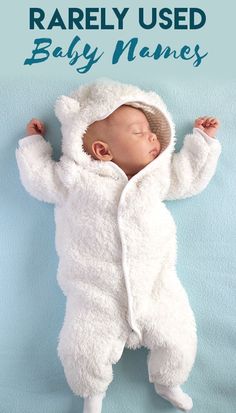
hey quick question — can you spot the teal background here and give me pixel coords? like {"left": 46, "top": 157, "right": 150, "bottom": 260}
{"left": 0, "top": 1, "right": 235, "bottom": 413}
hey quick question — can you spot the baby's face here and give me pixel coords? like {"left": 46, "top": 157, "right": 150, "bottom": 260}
{"left": 83, "top": 105, "right": 161, "bottom": 178}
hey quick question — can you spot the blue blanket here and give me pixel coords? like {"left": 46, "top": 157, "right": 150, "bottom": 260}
{"left": 0, "top": 77, "right": 235, "bottom": 413}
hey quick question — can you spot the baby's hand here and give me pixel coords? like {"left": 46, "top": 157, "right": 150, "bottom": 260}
{"left": 26, "top": 118, "right": 45, "bottom": 136}
{"left": 194, "top": 116, "right": 220, "bottom": 138}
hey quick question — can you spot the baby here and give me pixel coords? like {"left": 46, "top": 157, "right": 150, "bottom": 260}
{"left": 16, "top": 79, "right": 221, "bottom": 413}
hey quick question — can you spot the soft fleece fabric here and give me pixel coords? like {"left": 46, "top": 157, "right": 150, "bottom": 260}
{"left": 15, "top": 79, "right": 221, "bottom": 398}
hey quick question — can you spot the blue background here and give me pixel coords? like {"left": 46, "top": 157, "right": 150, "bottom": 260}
{"left": 0, "top": 1, "right": 235, "bottom": 412}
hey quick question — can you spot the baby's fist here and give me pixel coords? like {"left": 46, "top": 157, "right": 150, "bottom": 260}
{"left": 26, "top": 119, "right": 45, "bottom": 136}
{"left": 194, "top": 116, "right": 220, "bottom": 138}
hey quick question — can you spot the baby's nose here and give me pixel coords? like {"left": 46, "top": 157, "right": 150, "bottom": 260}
{"left": 148, "top": 132, "right": 157, "bottom": 142}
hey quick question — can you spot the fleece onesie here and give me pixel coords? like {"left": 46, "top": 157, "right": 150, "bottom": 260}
{"left": 15, "top": 79, "right": 221, "bottom": 398}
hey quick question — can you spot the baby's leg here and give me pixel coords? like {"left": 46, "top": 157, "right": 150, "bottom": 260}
{"left": 57, "top": 294, "right": 128, "bottom": 412}
{"left": 143, "top": 266, "right": 197, "bottom": 411}
{"left": 147, "top": 347, "right": 193, "bottom": 411}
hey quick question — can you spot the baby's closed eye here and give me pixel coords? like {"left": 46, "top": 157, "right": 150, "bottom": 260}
{"left": 133, "top": 129, "right": 151, "bottom": 135}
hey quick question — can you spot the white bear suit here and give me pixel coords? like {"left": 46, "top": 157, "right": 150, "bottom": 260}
{"left": 16, "top": 79, "right": 221, "bottom": 399}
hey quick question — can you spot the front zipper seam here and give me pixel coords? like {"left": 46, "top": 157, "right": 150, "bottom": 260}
{"left": 117, "top": 182, "right": 142, "bottom": 340}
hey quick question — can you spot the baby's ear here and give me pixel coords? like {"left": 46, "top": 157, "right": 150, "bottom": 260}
{"left": 54, "top": 95, "right": 80, "bottom": 124}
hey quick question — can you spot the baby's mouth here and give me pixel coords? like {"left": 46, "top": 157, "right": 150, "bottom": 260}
{"left": 149, "top": 147, "right": 159, "bottom": 157}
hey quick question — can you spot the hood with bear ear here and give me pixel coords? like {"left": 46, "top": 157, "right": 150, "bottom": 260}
{"left": 54, "top": 78, "right": 176, "bottom": 174}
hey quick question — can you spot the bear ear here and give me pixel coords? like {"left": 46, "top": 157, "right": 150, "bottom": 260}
{"left": 54, "top": 95, "right": 81, "bottom": 124}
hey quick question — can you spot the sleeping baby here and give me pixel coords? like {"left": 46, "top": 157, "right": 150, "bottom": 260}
{"left": 16, "top": 79, "right": 221, "bottom": 412}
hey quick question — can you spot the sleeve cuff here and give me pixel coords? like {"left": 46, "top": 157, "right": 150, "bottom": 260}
{"left": 18, "top": 134, "right": 44, "bottom": 148}
{"left": 193, "top": 127, "right": 219, "bottom": 145}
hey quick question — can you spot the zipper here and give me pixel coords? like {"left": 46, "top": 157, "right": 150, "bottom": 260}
{"left": 117, "top": 185, "right": 142, "bottom": 340}
{"left": 107, "top": 148, "right": 168, "bottom": 339}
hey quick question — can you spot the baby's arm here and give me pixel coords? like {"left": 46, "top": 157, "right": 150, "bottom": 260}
{"left": 164, "top": 117, "right": 222, "bottom": 201}
{"left": 15, "top": 119, "right": 66, "bottom": 204}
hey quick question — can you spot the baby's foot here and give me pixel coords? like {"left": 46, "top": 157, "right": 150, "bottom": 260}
{"left": 154, "top": 384, "right": 193, "bottom": 411}
{"left": 83, "top": 392, "right": 106, "bottom": 413}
